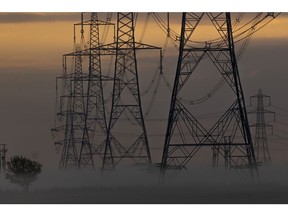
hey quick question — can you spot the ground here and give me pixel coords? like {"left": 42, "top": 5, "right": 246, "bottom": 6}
{"left": 0, "top": 165, "right": 288, "bottom": 204}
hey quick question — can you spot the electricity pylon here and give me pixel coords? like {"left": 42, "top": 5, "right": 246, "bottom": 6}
{"left": 249, "top": 89, "right": 274, "bottom": 164}
{"left": 103, "top": 13, "right": 161, "bottom": 170}
{"left": 53, "top": 43, "right": 86, "bottom": 169}
{"left": 0, "top": 144, "right": 7, "bottom": 173}
{"left": 52, "top": 13, "right": 113, "bottom": 168}
{"left": 161, "top": 13, "right": 257, "bottom": 174}
{"left": 53, "top": 13, "right": 160, "bottom": 170}
{"left": 78, "top": 12, "right": 109, "bottom": 168}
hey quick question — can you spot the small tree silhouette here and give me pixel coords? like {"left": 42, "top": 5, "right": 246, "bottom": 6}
{"left": 6, "top": 155, "right": 42, "bottom": 191}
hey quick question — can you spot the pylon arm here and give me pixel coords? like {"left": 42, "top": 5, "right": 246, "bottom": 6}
{"left": 133, "top": 42, "right": 161, "bottom": 50}
{"left": 249, "top": 109, "right": 276, "bottom": 121}
{"left": 248, "top": 109, "right": 275, "bottom": 114}
{"left": 64, "top": 48, "right": 114, "bottom": 56}
{"left": 64, "top": 42, "right": 161, "bottom": 57}
{"left": 74, "top": 20, "right": 114, "bottom": 26}
{"left": 263, "top": 109, "right": 275, "bottom": 114}
{"left": 184, "top": 47, "right": 230, "bottom": 52}
{"left": 250, "top": 123, "right": 273, "bottom": 128}
{"left": 169, "top": 143, "right": 251, "bottom": 147}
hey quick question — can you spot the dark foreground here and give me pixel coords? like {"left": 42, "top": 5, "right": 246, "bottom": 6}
{"left": 0, "top": 183, "right": 288, "bottom": 204}
{"left": 1, "top": 165, "right": 288, "bottom": 204}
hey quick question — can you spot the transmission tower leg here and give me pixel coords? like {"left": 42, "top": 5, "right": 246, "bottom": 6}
{"left": 212, "top": 147, "right": 219, "bottom": 168}
{"left": 225, "top": 12, "right": 256, "bottom": 168}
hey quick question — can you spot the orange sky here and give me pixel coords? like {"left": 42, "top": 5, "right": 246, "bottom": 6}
{"left": 0, "top": 13, "right": 286, "bottom": 74}
{"left": 0, "top": 21, "right": 74, "bottom": 72}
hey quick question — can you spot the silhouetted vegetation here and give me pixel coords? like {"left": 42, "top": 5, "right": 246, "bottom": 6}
{"left": 6, "top": 155, "right": 42, "bottom": 191}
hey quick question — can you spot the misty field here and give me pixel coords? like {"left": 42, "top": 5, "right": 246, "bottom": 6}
{"left": 1, "top": 165, "right": 288, "bottom": 204}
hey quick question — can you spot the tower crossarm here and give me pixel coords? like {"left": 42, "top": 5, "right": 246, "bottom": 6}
{"left": 74, "top": 19, "right": 115, "bottom": 27}
{"left": 64, "top": 42, "right": 161, "bottom": 57}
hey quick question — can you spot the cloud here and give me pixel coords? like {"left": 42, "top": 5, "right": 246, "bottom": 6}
{"left": 0, "top": 13, "right": 79, "bottom": 23}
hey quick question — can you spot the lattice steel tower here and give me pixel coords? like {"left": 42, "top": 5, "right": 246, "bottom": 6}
{"left": 161, "top": 13, "right": 257, "bottom": 171}
{"left": 0, "top": 144, "right": 7, "bottom": 173}
{"left": 53, "top": 13, "right": 111, "bottom": 168}
{"left": 78, "top": 12, "right": 108, "bottom": 168}
{"left": 103, "top": 13, "right": 160, "bottom": 169}
{"left": 54, "top": 43, "right": 86, "bottom": 169}
{"left": 250, "top": 89, "right": 274, "bottom": 164}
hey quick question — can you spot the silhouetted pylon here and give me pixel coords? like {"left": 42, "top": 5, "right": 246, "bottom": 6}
{"left": 161, "top": 13, "right": 257, "bottom": 176}
{"left": 249, "top": 89, "right": 275, "bottom": 164}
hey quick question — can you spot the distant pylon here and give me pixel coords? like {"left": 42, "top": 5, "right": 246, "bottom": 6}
{"left": 103, "top": 13, "right": 160, "bottom": 170}
{"left": 0, "top": 144, "right": 7, "bottom": 173}
{"left": 161, "top": 13, "right": 257, "bottom": 174}
{"left": 52, "top": 14, "right": 90, "bottom": 168}
{"left": 52, "top": 13, "right": 113, "bottom": 169}
{"left": 56, "top": 43, "right": 86, "bottom": 169}
{"left": 249, "top": 89, "right": 275, "bottom": 164}
{"left": 78, "top": 12, "right": 108, "bottom": 168}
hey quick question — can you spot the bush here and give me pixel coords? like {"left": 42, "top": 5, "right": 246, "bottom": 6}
{"left": 6, "top": 155, "right": 42, "bottom": 191}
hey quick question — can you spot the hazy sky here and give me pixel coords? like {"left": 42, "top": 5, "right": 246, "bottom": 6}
{"left": 0, "top": 13, "right": 288, "bottom": 169}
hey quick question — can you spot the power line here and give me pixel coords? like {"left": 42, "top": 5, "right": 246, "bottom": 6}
{"left": 271, "top": 105, "right": 288, "bottom": 113}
